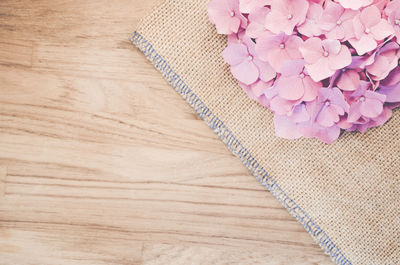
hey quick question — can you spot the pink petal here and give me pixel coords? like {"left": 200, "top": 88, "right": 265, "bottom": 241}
{"left": 256, "top": 35, "right": 302, "bottom": 72}
{"left": 239, "top": 82, "right": 257, "bottom": 100}
{"left": 331, "top": 87, "right": 350, "bottom": 112}
{"left": 359, "top": 98, "right": 384, "bottom": 118}
{"left": 208, "top": 0, "right": 242, "bottom": 35}
{"left": 231, "top": 60, "right": 259, "bottom": 85}
{"left": 325, "top": 25, "right": 346, "bottom": 40}
{"left": 251, "top": 80, "right": 272, "bottom": 97}
{"left": 360, "top": 5, "right": 381, "bottom": 28}
{"left": 264, "top": 83, "right": 279, "bottom": 99}
{"left": 322, "top": 7, "right": 357, "bottom": 41}
{"left": 328, "top": 45, "right": 352, "bottom": 70}
{"left": 270, "top": 96, "right": 296, "bottom": 115}
{"left": 255, "top": 35, "right": 280, "bottom": 61}
{"left": 370, "top": 107, "right": 393, "bottom": 127}
{"left": 246, "top": 22, "right": 265, "bottom": 39}
{"left": 366, "top": 54, "right": 391, "bottom": 80}
{"left": 297, "top": 3, "right": 324, "bottom": 37}
{"left": 299, "top": 37, "right": 323, "bottom": 64}
{"left": 352, "top": 14, "right": 364, "bottom": 40}
{"left": 265, "top": 0, "right": 309, "bottom": 35}
{"left": 265, "top": 9, "right": 295, "bottom": 35}
{"left": 302, "top": 76, "right": 321, "bottom": 101}
{"left": 246, "top": 6, "right": 270, "bottom": 38}
{"left": 240, "top": 0, "right": 271, "bottom": 13}
{"left": 347, "top": 101, "right": 362, "bottom": 123}
{"left": 273, "top": 114, "right": 303, "bottom": 140}
{"left": 341, "top": 9, "right": 359, "bottom": 22}
{"left": 243, "top": 35, "right": 257, "bottom": 54}
{"left": 379, "top": 84, "right": 400, "bottom": 102}
{"left": 322, "top": 39, "right": 342, "bottom": 55}
{"left": 254, "top": 58, "right": 276, "bottom": 82}
{"left": 279, "top": 59, "right": 304, "bottom": 76}
{"left": 289, "top": 103, "right": 310, "bottom": 123}
{"left": 336, "top": 0, "right": 373, "bottom": 10}
{"left": 208, "top": 0, "right": 230, "bottom": 24}
{"left": 222, "top": 43, "right": 249, "bottom": 65}
{"left": 305, "top": 58, "right": 335, "bottom": 82}
{"left": 284, "top": 35, "right": 304, "bottom": 59}
{"left": 349, "top": 35, "right": 378, "bottom": 55}
{"left": 267, "top": 50, "right": 289, "bottom": 72}
{"left": 365, "top": 90, "right": 386, "bottom": 102}
{"left": 248, "top": 5, "right": 270, "bottom": 23}
{"left": 276, "top": 76, "right": 305, "bottom": 100}
{"left": 386, "top": 0, "right": 400, "bottom": 16}
{"left": 227, "top": 30, "right": 245, "bottom": 45}
{"left": 337, "top": 70, "right": 360, "bottom": 91}
{"left": 381, "top": 67, "right": 400, "bottom": 86}
{"left": 341, "top": 13, "right": 358, "bottom": 40}
{"left": 317, "top": 106, "right": 340, "bottom": 127}
{"left": 289, "top": 0, "right": 309, "bottom": 26}
{"left": 319, "top": 2, "right": 343, "bottom": 31}
{"left": 229, "top": 18, "right": 242, "bottom": 34}
{"left": 315, "top": 125, "right": 341, "bottom": 144}
{"left": 371, "top": 20, "right": 395, "bottom": 41}
{"left": 338, "top": 116, "right": 353, "bottom": 130}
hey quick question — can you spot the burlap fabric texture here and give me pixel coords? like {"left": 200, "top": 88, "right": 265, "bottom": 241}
{"left": 131, "top": 1, "right": 400, "bottom": 264}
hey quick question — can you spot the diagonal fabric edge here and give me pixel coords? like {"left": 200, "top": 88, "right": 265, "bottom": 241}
{"left": 130, "top": 31, "right": 352, "bottom": 265}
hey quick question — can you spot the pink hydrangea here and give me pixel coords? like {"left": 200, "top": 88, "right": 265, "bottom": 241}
{"left": 208, "top": 0, "right": 247, "bottom": 34}
{"left": 208, "top": 0, "right": 400, "bottom": 144}
{"left": 245, "top": 6, "right": 273, "bottom": 39}
{"left": 366, "top": 42, "right": 400, "bottom": 80}
{"left": 336, "top": 69, "right": 363, "bottom": 91}
{"left": 264, "top": 0, "right": 309, "bottom": 35}
{"left": 222, "top": 35, "right": 276, "bottom": 84}
{"left": 300, "top": 38, "right": 352, "bottom": 81}
{"left": 319, "top": 1, "right": 358, "bottom": 40}
{"left": 239, "top": 0, "right": 271, "bottom": 13}
{"left": 335, "top": 0, "right": 373, "bottom": 10}
{"left": 347, "top": 81, "right": 386, "bottom": 122}
{"left": 349, "top": 5, "right": 394, "bottom": 55}
{"left": 297, "top": 3, "right": 324, "bottom": 37}
{"left": 255, "top": 33, "right": 303, "bottom": 72}
{"left": 274, "top": 59, "right": 321, "bottom": 101}
{"left": 386, "top": 0, "right": 400, "bottom": 44}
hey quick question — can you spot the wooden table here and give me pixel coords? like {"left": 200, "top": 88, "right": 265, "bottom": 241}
{"left": 0, "top": 1, "right": 333, "bottom": 264}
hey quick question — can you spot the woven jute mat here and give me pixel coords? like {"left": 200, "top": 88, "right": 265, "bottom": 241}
{"left": 131, "top": 1, "right": 400, "bottom": 264}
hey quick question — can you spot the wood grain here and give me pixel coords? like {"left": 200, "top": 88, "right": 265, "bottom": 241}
{"left": 0, "top": 1, "right": 333, "bottom": 264}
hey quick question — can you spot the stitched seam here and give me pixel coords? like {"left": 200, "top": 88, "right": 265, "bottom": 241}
{"left": 130, "top": 31, "right": 352, "bottom": 265}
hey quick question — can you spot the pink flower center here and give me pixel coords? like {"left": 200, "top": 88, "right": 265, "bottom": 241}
{"left": 325, "top": 101, "right": 331, "bottom": 107}
{"left": 280, "top": 43, "right": 285, "bottom": 49}
{"left": 395, "top": 19, "right": 400, "bottom": 25}
{"left": 336, "top": 20, "right": 342, "bottom": 25}
{"left": 287, "top": 14, "right": 293, "bottom": 20}
{"left": 247, "top": 56, "right": 253, "bottom": 61}
{"left": 230, "top": 11, "right": 235, "bottom": 17}
{"left": 360, "top": 96, "right": 366, "bottom": 102}
{"left": 299, "top": 73, "right": 305, "bottom": 79}
{"left": 365, "top": 28, "right": 370, "bottom": 34}
{"left": 323, "top": 51, "right": 329, "bottom": 57}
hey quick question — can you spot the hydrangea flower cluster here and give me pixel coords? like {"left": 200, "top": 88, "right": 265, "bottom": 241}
{"left": 208, "top": 0, "right": 400, "bottom": 143}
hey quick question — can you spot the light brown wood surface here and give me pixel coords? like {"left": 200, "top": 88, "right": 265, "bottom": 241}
{"left": 0, "top": 1, "right": 333, "bottom": 264}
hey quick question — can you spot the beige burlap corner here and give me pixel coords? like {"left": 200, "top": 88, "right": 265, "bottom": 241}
{"left": 131, "top": 1, "right": 400, "bottom": 264}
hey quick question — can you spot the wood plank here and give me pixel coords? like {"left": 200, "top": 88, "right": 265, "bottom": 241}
{"left": 0, "top": 1, "right": 334, "bottom": 264}
{"left": 0, "top": 167, "right": 6, "bottom": 198}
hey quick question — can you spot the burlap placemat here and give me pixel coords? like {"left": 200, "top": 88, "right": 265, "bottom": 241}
{"left": 131, "top": 1, "right": 400, "bottom": 264}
